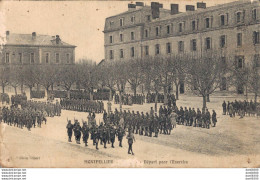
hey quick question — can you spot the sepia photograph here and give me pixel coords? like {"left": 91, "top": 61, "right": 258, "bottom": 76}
{"left": 0, "top": 0, "right": 260, "bottom": 168}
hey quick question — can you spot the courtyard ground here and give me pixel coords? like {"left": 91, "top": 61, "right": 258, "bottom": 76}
{"left": 0, "top": 94, "right": 260, "bottom": 168}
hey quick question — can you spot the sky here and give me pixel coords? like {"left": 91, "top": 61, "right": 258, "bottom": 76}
{"left": 0, "top": 0, "right": 236, "bottom": 63}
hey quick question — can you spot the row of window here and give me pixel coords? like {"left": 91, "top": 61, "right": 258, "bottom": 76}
{"left": 4, "top": 52, "right": 71, "bottom": 64}
{"left": 109, "top": 31, "right": 260, "bottom": 59}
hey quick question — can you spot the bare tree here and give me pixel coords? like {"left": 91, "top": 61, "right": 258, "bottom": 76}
{"left": 9, "top": 66, "right": 22, "bottom": 95}
{"left": 248, "top": 55, "right": 260, "bottom": 103}
{"left": 126, "top": 58, "right": 143, "bottom": 97}
{"left": 57, "top": 65, "right": 77, "bottom": 99}
{"left": 186, "top": 52, "right": 223, "bottom": 109}
{"left": 0, "top": 65, "right": 9, "bottom": 94}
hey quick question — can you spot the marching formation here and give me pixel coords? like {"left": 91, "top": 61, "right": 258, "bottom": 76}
{"left": 60, "top": 98, "right": 104, "bottom": 113}
{"left": 222, "top": 100, "right": 260, "bottom": 118}
{"left": 114, "top": 93, "right": 145, "bottom": 105}
{"left": 0, "top": 100, "right": 61, "bottom": 131}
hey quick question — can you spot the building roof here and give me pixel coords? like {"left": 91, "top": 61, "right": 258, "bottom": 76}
{"left": 154, "top": 0, "right": 255, "bottom": 22}
{"left": 5, "top": 33, "right": 76, "bottom": 47}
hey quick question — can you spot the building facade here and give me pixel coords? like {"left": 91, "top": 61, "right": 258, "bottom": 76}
{"left": 1, "top": 32, "right": 76, "bottom": 65}
{"left": 104, "top": 0, "right": 260, "bottom": 94}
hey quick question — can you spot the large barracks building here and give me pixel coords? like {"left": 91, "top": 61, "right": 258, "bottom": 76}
{"left": 104, "top": 0, "right": 260, "bottom": 94}
{"left": 1, "top": 31, "right": 76, "bottom": 65}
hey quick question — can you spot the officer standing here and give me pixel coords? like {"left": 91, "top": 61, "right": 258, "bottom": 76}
{"left": 126, "top": 130, "right": 135, "bottom": 155}
{"left": 66, "top": 120, "right": 73, "bottom": 142}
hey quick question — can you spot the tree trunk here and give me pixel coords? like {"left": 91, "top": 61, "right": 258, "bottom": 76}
{"left": 90, "top": 91, "right": 93, "bottom": 101}
{"left": 255, "top": 93, "right": 258, "bottom": 104}
{"left": 37, "top": 83, "right": 40, "bottom": 92}
{"left": 2, "top": 85, "right": 5, "bottom": 94}
{"left": 155, "top": 91, "right": 158, "bottom": 113}
{"left": 67, "top": 90, "right": 71, "bottom": 99}
{"left": 109, "top": 88, "right": 113, "bottom": 101}
{"left": 14, "top": 86, "right": 17, "bottom": 95}
{"left": 175, "top": 84, "right": 179, "bottom": 100}
{"left": 163, "top": 86, "right": 168, "bottom": 105}
{"left": 203, "top": 95, "right": 207, "bottom": 110}
{"left": 29, "top": 87, "right": 32, "bottom": 99}
{"left": 133, "top": 86, "right": 137, "bottom": 97}
{"left": 51, "top": 84, "right": 54, "bottom": 91}
{"left": 20, "top": 83, "right": 24, "bottom": 94}
{"left": 206, "top": 94, "right": 210, "bottom": 102}
{"left": 119, "top": 91, "right": 122, "bottom": 111}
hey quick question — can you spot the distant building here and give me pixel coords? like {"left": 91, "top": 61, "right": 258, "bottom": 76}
{"left": 1, "top": 31, "right": 76, "bottom": 65}
{"left": 104, "top": 0, "right": 260, "bottom": 94}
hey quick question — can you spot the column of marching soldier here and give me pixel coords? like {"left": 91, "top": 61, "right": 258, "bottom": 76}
{"left": 66, "top": 102, "right": 218, "bottom": 154}
{"left": 222, "top": 99, "right": 260, "bottom": 118}
{"left": 60, "top": 98, "right": 104, "bottom": 113}
{"left": 0, "top": 98, "right": 61, "bottom": 131}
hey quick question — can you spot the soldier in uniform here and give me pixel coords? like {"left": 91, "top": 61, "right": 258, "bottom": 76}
{"left": 110, "top": 126, "right": 116, "bottom": 148}
{"left": 222, "top": 101, "right": 226, "bottom": 115}
{"left": 212, "top": 110, "right": 217, "bottom": 127}
{"left": 117, "top": 127, "right": 125, "bottom": 147}
{"left": 66, "top": 120, "right": 73, "bottom": 142}
{"left": 74, "top": 121, "right": 82, "bottom": 144}
{"left": 205, "top": 109, "right": 211, "bottom": 129}
{"left": 126, "top": 130, "right": 135, "bottom": 155}
{"left": 81, "top": 122, "right": 90, "bottom": 146}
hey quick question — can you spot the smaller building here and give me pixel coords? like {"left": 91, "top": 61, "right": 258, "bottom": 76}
{"left": 1, "top": 31, "right": 76, "bottom": 65}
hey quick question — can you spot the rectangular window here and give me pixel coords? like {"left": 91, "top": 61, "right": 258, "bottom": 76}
{"left": 131, "top": 47, "right": 135, "bottom": 57}
{"left": 30, "top": 53, "right": 35, "bottom": 64}
{"left": 205, "top": 18, "right": 210, "bottom": 28}
{"left": 120, "top": 49, "right": 124, "bottom": 58}
{"left": 252, "top": 9, "right": 257, "bottom": 21}
{"left": 109, "top": 36, "right": 113, "bottom": 43}
{"left": 5, "top": 53, "right": 9, "bottom": 63}
{"left": 220, "top": 35, "right": 226, "bottom": 48}
{"left": 66, "top": 54, "right": 70, "bottom": 64}
{"left": 236, "top": 12, "right": 242, "bottom": 23}
{"left": 109, "top": 50, "right": 113, "bottom": 60}
{"left": 191, "top": 39, "right": 197, "bottom": 51}
{"left": 192, "top": 20, "right": 196, "bottom": 31}
{"left": 156, "top": 27, "right": 159, "bottom": 36}
{"left": 145, "top": 29, "right": 148, "bottom": 38}
{"left": 166, "top": 43, "right": 171, "bottom": 54}
{"left": 147, "top": 15, "right": 151, "bottom": 22}
{"left": 253, "top": 31, "right": 260, "bottom": 45}
{"left": 155, "top": 44, "right": 160, "bottom": 55}
{"left": 237, "top": 33, "right": 242, "bottom": 47}
{"left": 205, "top": 37, "right": 211, "bottom": 50}
{"left": 120, "top": 34, "right": 123, "bottom": 42}
{"left": 236, "top": 56, "right": 244, "bottom": 68}
{"left": 178, "top": 41, "right": 184, "bottom": 52}
{"left": 120, "top": 18, "right": 124, "bottom": 27}
{"left": 145, "top": 46, "right": 149, "bottom": 56}
{"left": 55, "top": 53, "right": 59, "bottom": 63}
{"left": 131, "top": 32, "right": 135, "bottom": 40}
{"left": 19, "top": 53, "right": 22, "bottom": 64}
{"left": 167, "top": 25, "right": 170, "bottom": 34}
{"left": 179, "top": 23, "right": 183, "bottom": 32}
{"left": 109, "top": 21, "right": 114, "bottom": 27}
{"left": 220, "top": 15, "right": 225, "bottom": 26}
{"left": 131, "top": 16, "right": 135, "bottom": 23}
{"left": 45, "top": 53, "right": 49, "bottom": 64}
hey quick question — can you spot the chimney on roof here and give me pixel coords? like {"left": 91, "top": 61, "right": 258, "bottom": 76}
{"left": 151, "top": 2, "right": 162, "bottom": 19}
{"left": 170, "top": 4, "right": 179, "bottom": 15}
{"left": 136, "top": 2, "right": 144, "bottom": 10}
{"left": 186, "top": 5, "right": 195, "bottom": 11}
{"left": 197, "top": 2, "right": 206, "bottom": 9}
{"left": 128, "top": 3, "right": 136, "bottom": 11}
{"left": 56, "top": 35, "right": 61, "bottom": 44}
{"left": 32, "top": 32, "right": 36, "bottom": 40}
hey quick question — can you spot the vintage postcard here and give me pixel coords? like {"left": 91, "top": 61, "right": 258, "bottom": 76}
{"left": 0, "top": 0, "right": 260, "bottom": 168}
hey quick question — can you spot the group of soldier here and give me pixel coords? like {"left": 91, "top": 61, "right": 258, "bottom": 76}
{"left": 146, "top": 93, "right": 164, "bottom": 103}
{"left": 174, "top": 106, "right": 217, "bottom": 128}
{"left": 114, "top": 94, "right": 145, "bottom": 105}
{"left": 222, "top": 100, "right": 260, "bottom": 118}
{"left": 0, "top": 99, "right": 62, "bottom": 131}
{"left": 11, "top": 93, "right": 27, "bottom": 105}
{"left": 60, "top": 98, "right": 104, "bottom": 113}
{"left": 66, "top": 119, "right": 129, "bottom": 151}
